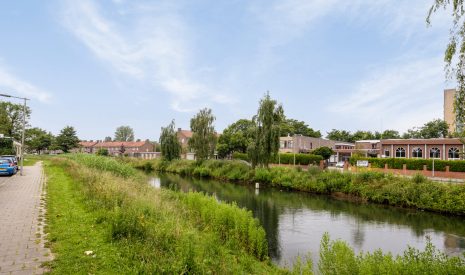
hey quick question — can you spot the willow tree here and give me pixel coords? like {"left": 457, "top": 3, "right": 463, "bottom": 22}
{"left": 189, "top": 108, "right": 217, "bottom": 160}
{"left": 428, "top": 1, "right": 465, "bottom": 133}
{"left": 159, "top": 120, "right": 181, "bottom": 161}
{"left": 248, "top": 92, "right": 284, "bottom": 168}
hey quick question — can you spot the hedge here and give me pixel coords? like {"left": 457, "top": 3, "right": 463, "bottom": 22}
{"left": 350, "top": 157, "right": 465, "bottom": 172}
{"left": 0, "top": 138, "right": 15, "bottom": 155}
{"left": 232, "top": 152, "right": 323, "bottom": 165}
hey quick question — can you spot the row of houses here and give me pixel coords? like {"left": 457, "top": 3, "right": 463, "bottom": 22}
{"left": 279, "top": 134, "right": 465, "bottom": 162}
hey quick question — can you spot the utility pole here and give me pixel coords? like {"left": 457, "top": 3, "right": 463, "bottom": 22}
{"left": 0, "top": 93, "right": 30, "bottom": 176}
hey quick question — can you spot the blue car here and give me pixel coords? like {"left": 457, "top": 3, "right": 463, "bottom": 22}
{"left": 0, "top": 158, "right": 17, "bottom": 176}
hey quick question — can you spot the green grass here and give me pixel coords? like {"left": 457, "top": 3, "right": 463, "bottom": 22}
{"left": 44, "top": 155, "right": 465, "bottom": 274}
{"left": 129, "top": 158, "right": 465, "bottom": 215}
{"left": 44, "top": 156, "right": 284, "bottom": 274}
{"left": 44, "top": 163, "right": 134, "bottom": 273}
{"left": 22, "top": 155, "right": 41, "bottom": 166}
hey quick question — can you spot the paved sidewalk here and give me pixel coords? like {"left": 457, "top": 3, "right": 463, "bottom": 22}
{"left": 0, "top": 163, "right": 52, "bottom": 274}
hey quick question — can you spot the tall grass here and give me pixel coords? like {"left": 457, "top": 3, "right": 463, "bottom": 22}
{"left": 130, "top": 158, "right": 465, "bottom": 215}
{"left": 48, "top": 155, "right": 276, "bottom": 273}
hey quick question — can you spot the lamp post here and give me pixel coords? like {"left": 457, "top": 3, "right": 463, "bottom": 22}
{"left": 0, "top": 93, "right": 29, "bottom": 176}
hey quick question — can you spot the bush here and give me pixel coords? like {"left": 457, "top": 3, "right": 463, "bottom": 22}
{"left": 96, "top": 148, "right": 109, "bottom": 156}
{"left": 350, "top": 157, "right": 465, "bottom": 172}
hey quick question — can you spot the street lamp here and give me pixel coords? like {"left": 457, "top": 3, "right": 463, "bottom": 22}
{"left": 0, "top": 93, "right": 29, "bottom": 176}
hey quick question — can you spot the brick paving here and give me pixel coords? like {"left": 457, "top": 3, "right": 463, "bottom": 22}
{"left": 0, "top": 163, "right": 52, "bottom": 274}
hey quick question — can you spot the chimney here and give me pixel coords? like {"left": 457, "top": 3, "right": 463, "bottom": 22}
{"left": 178, "top": 128, "right": 182, "bottom": 132}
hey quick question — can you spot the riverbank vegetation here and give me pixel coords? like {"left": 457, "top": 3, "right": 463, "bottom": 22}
{"left": 130, "top": 158, "right": 465, "bottom": 215}
{"left": 44, "top": 155, "right": 280, "bottom": 274}
{"left": 44, "top": 154, "right": 465, "bottom": 273}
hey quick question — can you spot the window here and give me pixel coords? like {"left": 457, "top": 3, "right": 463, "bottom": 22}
{"left": 412, "top": 147, "right": 422, "bottom": 158}
{"left": 430, "top": 148, "right": 440, "bottom": 159}
{"left": 395, "top": 147, "right": 405, "bottom": 158}
{"left": 449, "top": 147, "right": 460, "bottom": 160}
{"left": 384, "top": 149, "right": 390, "bottom": 157}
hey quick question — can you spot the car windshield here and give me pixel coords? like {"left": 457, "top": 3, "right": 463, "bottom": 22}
{"left": 0, "top": 159, "right": 10, "bottom": 164}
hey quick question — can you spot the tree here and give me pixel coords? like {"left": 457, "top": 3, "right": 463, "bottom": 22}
{"left": 248, "top": 93, "right": 284, "bottom": 168}
{"left": 280, "top": 118, "right": 321, "bottom": 137}
{"left": 216, "top": 119, "right": 255, "bottom": 158}
{"left": 159, "top": 120, "right": 181, "bottom": 161}
{"left": 104, "top": 136, "right": 112, "bottom": 142}
{"left": 419, "top": 119, "right": 449, "bottom": 138}
{"left": 114, "top": 126, "right": 134, "bottom": 142}
{"left": 312, "top": 146, "right": 334, "bottom": 160}
{"left": 381, "top": 129, "right": 400, "bottom": 139}
{"left": 96, "top": 148, "right": 109, "bottom": 156}
{"left": 0, "top": 101, "right": 31, "bottom": 140}
{"left": 402, "top": 119, "right": 449, "bottom": 139}
{"left": 55, "top": 126, "right": 80, "bottom": 153}
{"left": 25, "top": 127, "right": 53, "bottom": 154}
{"left": 326, "top": 129, "right": 353, "bottom": 142}
{"left": 189, "top": 108, "right": 217, "bottom": 160}
{"left": 428, "top": 2, "right": 465, "bottom": 133}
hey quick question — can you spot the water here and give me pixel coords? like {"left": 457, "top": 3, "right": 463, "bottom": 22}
{"left": 150, "top": 173, "right": 465, "bottom": 267}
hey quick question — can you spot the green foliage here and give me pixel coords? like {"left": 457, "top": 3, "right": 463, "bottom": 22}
{"left": 350, "top": 157, "right": 465, "bottom": 172}
{"left": 403, "top": 119, "right": 450, "bottom": 139}
{"left": 25, "top": 127, "right": 53, "bottom": 154}
{"left": 248, "top": 92, "right": 284, "bottom": 168}
{"left": 141, "top": 158, "right": 465, "bottom": 215}
{"left": 0, "top": 101, "right": 31, "bottom": 140}
{"left": 326, "top": 129, "right": 354, "bottom": 142}
{"left": 45, "top": 156, "right": 279, "bottom": 273}
{"left": 428, "top": 2, "right": 465, "bottom": 133}
{"left": 114, "top": 125, "right": 135, "bottom": 142}
{"left": 216, "top": 119, "right": 255, "bottom": 158}
{"left": 311, "top": 146, "right": 334, "bottom": 160}
{"left": 96, "top": 148, "right": 109, "bottom": 156}
{"left": 159, "top": 120, "right": 181, "bottom": 161}
{"left": 273, "top": 153, "right": 323, "bottom": 165}
{"left": 0, "top": 138, "right": 15, "bottom": 155}
{"left": 280, "top": 118, "right": 321, "bottom": 138}
{"left": 189, "top": 108, "right": 217, "bottom": 160}
{"left": 318, "top": 234, "right": 465, "bottom": 274}
{"left": 66, "top": 154, "right": 137, "bottom": 178}
{"left": 55, "top": 125, "right": 80, "bottom": 153}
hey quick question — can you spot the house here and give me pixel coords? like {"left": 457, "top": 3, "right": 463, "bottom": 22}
{"left": 279, "top": 135, "right": 355, "bottom": 162}
{"left": 354, "top": 140, "right": 381, "bottom": 157}
{"left": 177, "top": 128, "right": 193, "bottom": 151}
{"left": 78, "top": 140, "right": 154, "bottom": 156}
{"left": 79, "top": 141, "right": 98, "bottom": 153}
{"left": 380, "top": 138, "right": 464, "bottom": 160}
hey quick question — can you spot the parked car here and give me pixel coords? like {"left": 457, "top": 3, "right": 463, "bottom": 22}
{"left": 335, "top": 161, "right": 345, "bottom": 168}
{"left": 0, "top": 158, "right": 17, "bottom": 176}
{"left": 1, "top": 155, "right": 18, "bottom": 171}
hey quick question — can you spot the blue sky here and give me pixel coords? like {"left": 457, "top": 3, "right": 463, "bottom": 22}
{"left": 0, "top": 0, "right": 454, "bottom": 140}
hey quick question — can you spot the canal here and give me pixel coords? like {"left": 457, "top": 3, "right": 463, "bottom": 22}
{"left": 149, "top": 173, "right": 465, "bottom": 267}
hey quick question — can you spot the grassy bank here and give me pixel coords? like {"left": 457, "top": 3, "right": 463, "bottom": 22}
{"left": 44, "top": 155, "right": 284, "bottom": 274}
{"left": 129, "top": 158, "right": 465, "bottom": 215}
{"left": 44, "top": 154, "right": 465, "bottom": 274}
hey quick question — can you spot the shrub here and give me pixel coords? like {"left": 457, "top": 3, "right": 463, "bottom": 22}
{"left": 350, "top": 157, "right": 465, "bottom": 172}
{"left": 96, "top": 148, "right": 109, "bottom": 156}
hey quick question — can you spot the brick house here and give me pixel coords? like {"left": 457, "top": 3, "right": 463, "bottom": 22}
{"left": 79, "top": 140, "right": 154, "bottom": 156}
{"left": 177, "top": 128, "right": 193, "bottom": 151}
{"left": 380, "top": 138, "right": 464, "bottom": 160}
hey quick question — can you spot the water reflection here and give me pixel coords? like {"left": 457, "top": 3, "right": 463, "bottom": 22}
{"left": 154, "top": 173, "right": 465, "bottom": 266}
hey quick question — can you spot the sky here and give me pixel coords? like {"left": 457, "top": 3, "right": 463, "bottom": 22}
{"left": 0, "top": 0, "right": 456, "bottom": 140}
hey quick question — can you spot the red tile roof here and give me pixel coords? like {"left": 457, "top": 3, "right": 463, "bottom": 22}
{"left": 94, "top": 141, "right": 149, "bottom": 148}
{"left": 79, "top": 141, "right": 98, "bottom": 147}
{"left": 177, "top": 130, "right": 193, "bottom": 138}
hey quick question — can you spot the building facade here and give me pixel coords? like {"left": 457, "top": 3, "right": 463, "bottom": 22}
{"left": 444, "top": 88, "right": 456, "bottom": 133}
{"left": 380, "top": 138, "right": 464, "bottom": 160}
{"left": 177, "top": 128, "right": 193, "bottom": 151}
{"left": 354, "top": 140, "right": 381, "bottom": 157}
{"left": 79, "top": 140, "right": 154, "bottom": 156}
{"left": 279, "top": 135, "right": 355, "bottom": 162}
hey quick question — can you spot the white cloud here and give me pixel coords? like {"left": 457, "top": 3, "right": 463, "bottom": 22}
{"left": 61, "top": 0, "right": 234, "bottom": 112}
{"left": 329, "top": 56, "right": 447, "bottom": 132}
{"left": 0, "top": 66, "right": 51, "bottom": 103}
